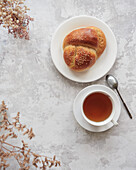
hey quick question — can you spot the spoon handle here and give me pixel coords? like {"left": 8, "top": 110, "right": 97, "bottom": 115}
{"left": 116, "top": 88, "right": 132, "bottom": 119}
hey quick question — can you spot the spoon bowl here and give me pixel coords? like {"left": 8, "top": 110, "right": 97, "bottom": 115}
{"left": 106, "top": 75, "right": 118, "bottom": 89}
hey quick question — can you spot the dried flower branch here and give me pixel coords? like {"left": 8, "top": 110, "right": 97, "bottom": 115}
{"left": 0, "top": 101, "right": 61, "bottom": 169}
{"left": 0, "top": 0, "right": 34, "bottom": 40}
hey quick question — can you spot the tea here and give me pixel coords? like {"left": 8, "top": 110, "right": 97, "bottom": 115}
{"left": 83, "top": 92, "right": 112, "bottom": 122}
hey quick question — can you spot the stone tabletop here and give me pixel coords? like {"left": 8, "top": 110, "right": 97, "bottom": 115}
{"left": 0, "top": 0, "right": 136, "bottom": 169}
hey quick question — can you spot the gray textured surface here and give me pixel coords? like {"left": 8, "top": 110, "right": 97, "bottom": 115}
{"left": 0, "top": 0, "right": 136, "bottom": 169}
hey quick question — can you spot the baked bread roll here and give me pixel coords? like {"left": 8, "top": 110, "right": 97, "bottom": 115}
{"left": 63, "top": 26, "right": 106, "bottom": 72}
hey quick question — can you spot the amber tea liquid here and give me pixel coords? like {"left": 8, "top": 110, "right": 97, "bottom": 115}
{"left": 83, "top": 92, "right": 112, "bottom": 122}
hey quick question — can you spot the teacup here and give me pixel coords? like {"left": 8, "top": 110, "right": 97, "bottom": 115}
{"left": 81, "top": 90, "right": 118, "bottom": 126}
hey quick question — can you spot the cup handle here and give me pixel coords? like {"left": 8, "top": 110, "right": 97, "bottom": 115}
{"left": 111, "top": 119, "right": 118, "bottom": 126}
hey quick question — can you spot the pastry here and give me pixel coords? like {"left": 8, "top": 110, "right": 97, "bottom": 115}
{"left": 63, "top": 26, "right": 106, "bottom": 72}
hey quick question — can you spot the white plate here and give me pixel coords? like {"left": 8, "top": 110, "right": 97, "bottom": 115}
{"left": 73, "top": 85, "right": 121, "bottom": 132}
{"left": 51, "top": 15, "right": 117, "bottom": 83}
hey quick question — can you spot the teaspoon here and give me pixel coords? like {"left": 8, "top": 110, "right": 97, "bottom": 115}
{"left": 106, "top": 74, "right": 132, "bottom": 119}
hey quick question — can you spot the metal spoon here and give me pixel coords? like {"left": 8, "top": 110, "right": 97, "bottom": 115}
{"left": 106, "top": 74, "right": 132, "bottom": 119}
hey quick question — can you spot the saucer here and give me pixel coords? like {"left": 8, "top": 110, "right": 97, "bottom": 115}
{"left": 51, "top": 15, "right": 117, "bottom": 83}
{"left": 73, "top": 85, "right": 121, "bottom": 132}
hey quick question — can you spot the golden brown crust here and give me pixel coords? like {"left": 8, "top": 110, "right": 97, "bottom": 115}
{"left": 63, "top": 28, "right": 98, "bottom": 50}
{"left": 64, "top": 45, "right": 97, "bottom": 72}
{"left": 63, "top": 45, "right": 76, "bottom": 68}
{"left": 73, "top": 46, "right": 96, "bottom": 72}
{"left": 63, "top": 26, "right": 106, "bottom": 72}
{"left": 87, "top": 26, "right": 106, "bottom": 58}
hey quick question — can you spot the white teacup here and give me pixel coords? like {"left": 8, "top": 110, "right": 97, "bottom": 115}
{"left": 81, "top": 90, "right": 118, "bottom": 126}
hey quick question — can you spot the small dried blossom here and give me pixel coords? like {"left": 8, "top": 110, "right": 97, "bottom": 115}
{"left": 0, "top": 0, "right": 34, "bottom": 40}
{"left": 0, "top": 101, "right": 61, "bottom": 169}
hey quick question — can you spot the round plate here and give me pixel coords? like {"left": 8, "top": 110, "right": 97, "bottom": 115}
{"left": 73, "top": 85, "right": 121, "bottom": 132}
{"left": 51, "top": 15, "right": 117, "bottom": 83}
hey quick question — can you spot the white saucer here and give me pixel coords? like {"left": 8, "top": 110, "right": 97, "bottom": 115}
{"left": 73, "top": 85, "right": 121, "bottom": 132}
{"left": 51, "top": 15, "right": 117, "bottom": 83}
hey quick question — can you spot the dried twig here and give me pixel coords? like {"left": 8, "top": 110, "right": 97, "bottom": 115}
{"left": 0, "top": 101, "right": 61, "bottom": 169}
{"left": 0, "top": 0, "right": 34, "bottom": 39}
